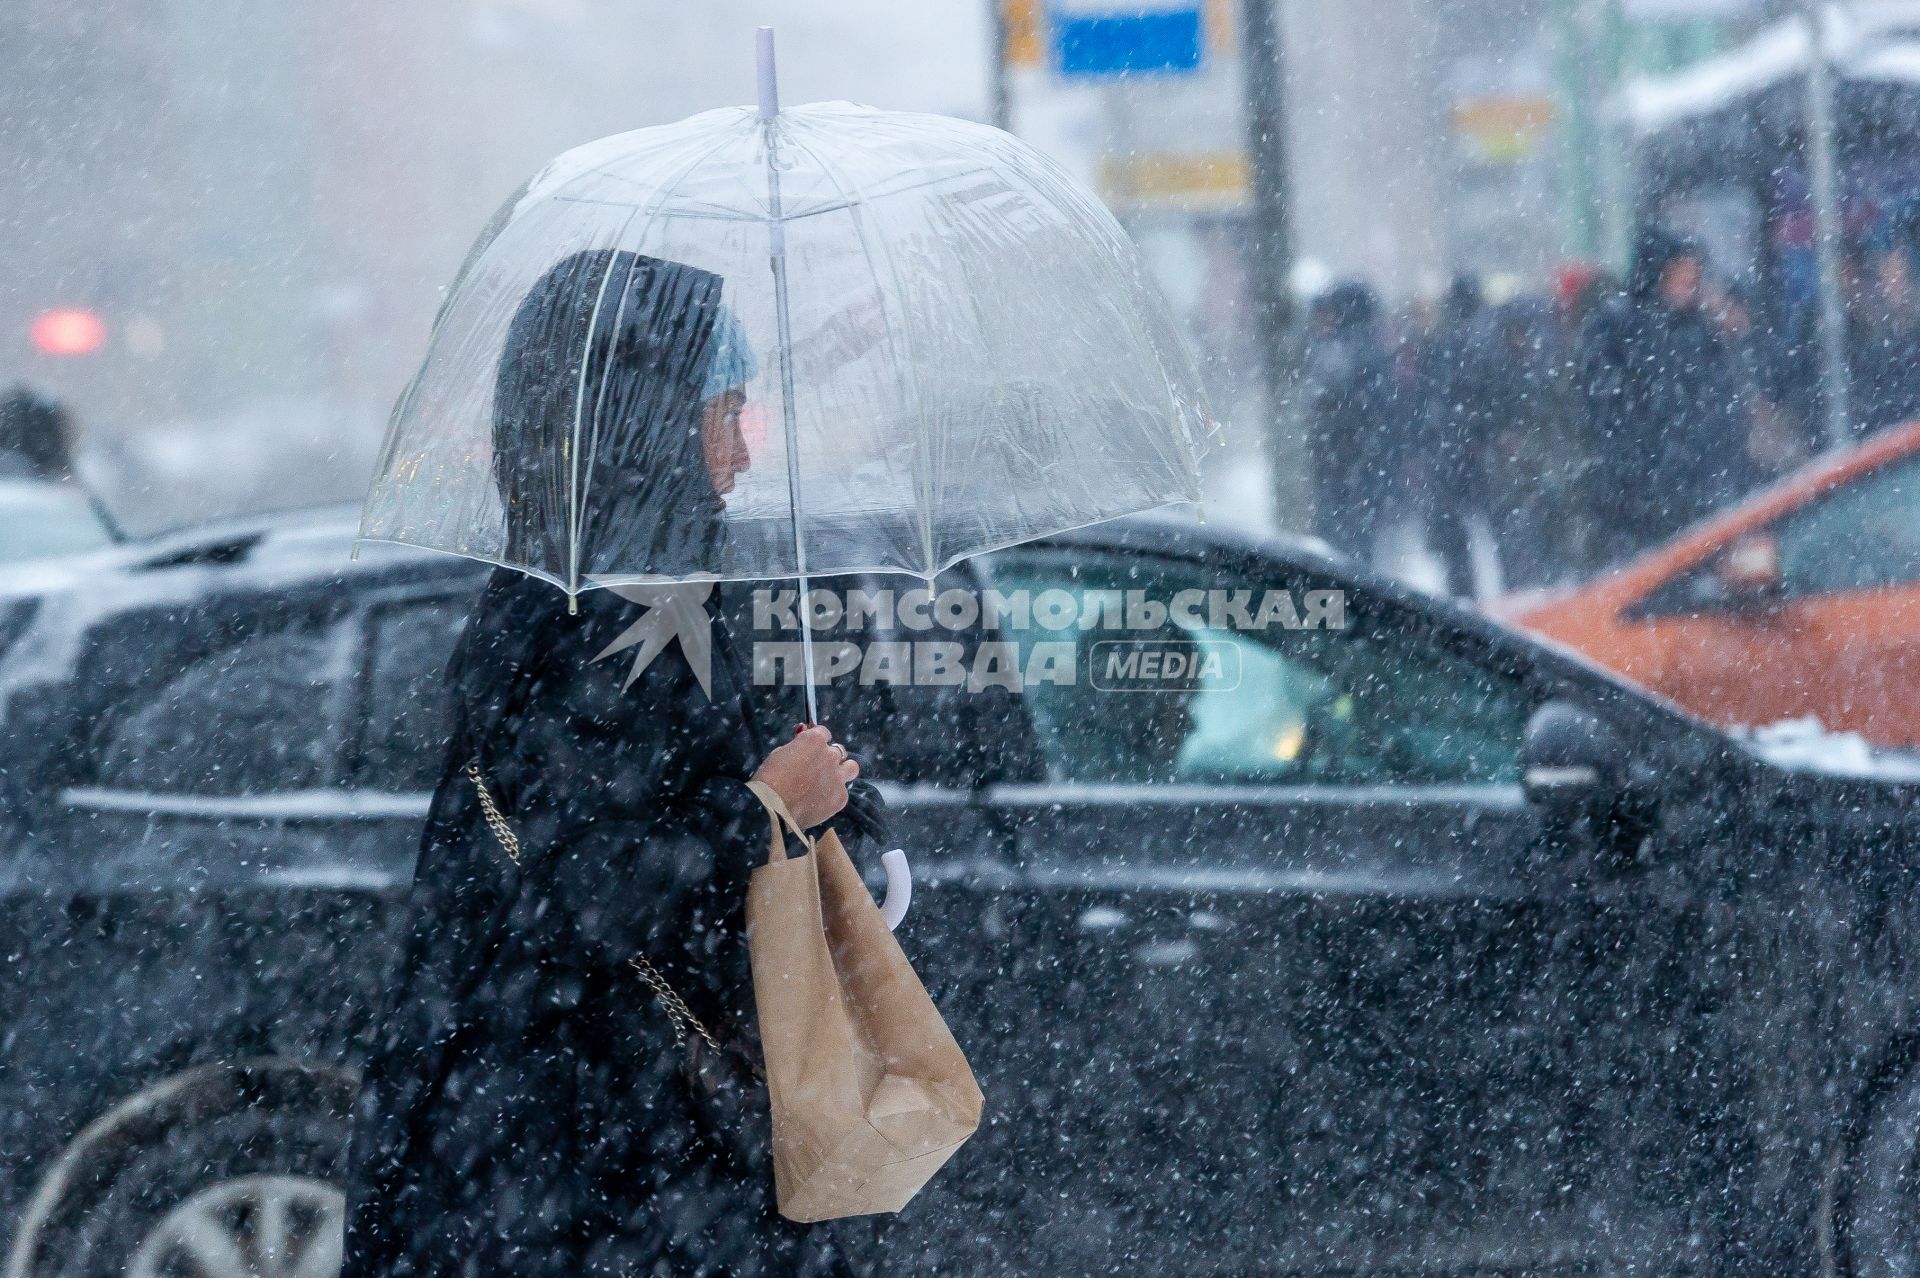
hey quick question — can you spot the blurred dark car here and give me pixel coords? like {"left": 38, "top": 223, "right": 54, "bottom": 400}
{"left": 1, "top": 506, "right": 1919, "bottom": 1278}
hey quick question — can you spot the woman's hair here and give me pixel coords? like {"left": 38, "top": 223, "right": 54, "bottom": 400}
{"left": 492, "top": 249, "right": 726, "bottom": 583}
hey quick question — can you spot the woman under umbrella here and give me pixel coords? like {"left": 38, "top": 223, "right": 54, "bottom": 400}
{"left": 342, "top": 249, "right": 874, "bottom": 1277}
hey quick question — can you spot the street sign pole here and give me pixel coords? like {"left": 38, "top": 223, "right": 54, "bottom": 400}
{"left": 990, "top": 0, "right": 1012, "bottom": 132}
{"left": 1238, "top": 0, "right": 1302, "bottom": 525}
{"left": 1803, "top": 0, "right": 1853, "bottom": 450}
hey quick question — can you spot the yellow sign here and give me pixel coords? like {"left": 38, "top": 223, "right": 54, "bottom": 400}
{"left": 1450, "top": 94, "right": 1556, "bottom": 164}
{"left": 1004, "top": 0, "right": 1043, "bottom": 66}
{"left": 1100, "top": 151, "right": 1249, "bottom": 209}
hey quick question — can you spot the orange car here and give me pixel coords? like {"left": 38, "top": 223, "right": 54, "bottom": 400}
{"left": 1512, "top": 419, "right": 1920, "bottom": 747}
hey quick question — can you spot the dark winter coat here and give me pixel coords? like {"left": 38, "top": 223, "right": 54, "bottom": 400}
{"left": 1302, "top": 286, "right": 1401, "bottom": 557}
{"left": 341, "top": 570, "right": 868, "bottom": 1277}
{"left": 343, "top": 246, "right": 870, "bottom": 1275}
{"left": 1412, "top": 304, "right": 1490, "bottom": 506}
{"left": 1576, "top": 292, "right": 1751, "bottom": 556}
{"left": 1850, "top": 312, "right": 1920, "bottom": 436}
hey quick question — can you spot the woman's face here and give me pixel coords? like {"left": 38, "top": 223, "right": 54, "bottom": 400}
{"left": 1658, "top": 255, "right": 1703, "bottom": 310}
{"left": 701, "top": 388, "right": 751, "bottom": 497}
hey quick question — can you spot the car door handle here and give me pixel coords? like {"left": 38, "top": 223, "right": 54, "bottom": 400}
{"left": 1131, "top": 938, "right": 1201, "bottom": 967}
{"left": 1077, "top": 905, "right": 1130, "bottom": 931}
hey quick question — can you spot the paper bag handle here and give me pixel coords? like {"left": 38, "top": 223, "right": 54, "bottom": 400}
{"left": 745, "top": 778, "right": 815, "bottom": 863}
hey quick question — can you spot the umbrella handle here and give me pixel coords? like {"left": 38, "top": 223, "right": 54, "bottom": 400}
{"left": 791, "top": 726, "right": 906, "bottom": 926}
{"left": 880, "top": 849, "right": 912, "bottom": 931}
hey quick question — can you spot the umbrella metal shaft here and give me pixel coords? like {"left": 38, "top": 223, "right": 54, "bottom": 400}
{"left": 759, "top": 27, "right": 820, "bottom": 724}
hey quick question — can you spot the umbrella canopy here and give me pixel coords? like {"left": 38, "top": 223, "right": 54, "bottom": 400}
{"left": 358, "top": 99, "right": 1214, "bottom": 599}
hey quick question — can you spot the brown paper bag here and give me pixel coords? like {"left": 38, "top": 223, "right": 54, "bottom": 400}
{"left": 743, "top": 779, "right": 984, "bottom": 1221}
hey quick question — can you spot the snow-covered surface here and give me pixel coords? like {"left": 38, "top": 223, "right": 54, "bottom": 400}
{"left": 1855, "top": 40, "right": 1920, "bottom": 81}
{"left": 1619, "top": 3, "right": 1920, "bottom": 136}
{"left": 1734, "top": 716, "right": 1920, "bottom": 782}
{"left": 1620, "top": 18, "right": 1812, "bottom": 135}
{"left": 77, "top": 397, "right": 386, "bottom": 538}
{"left": 58, "top": 787, "right": 433, "bottom": 821}
{"left": 985, "top": 781, "right": 1527, "bottom": 809}
{"left": 0, "top": 480, "right": 116, "bottom": 565}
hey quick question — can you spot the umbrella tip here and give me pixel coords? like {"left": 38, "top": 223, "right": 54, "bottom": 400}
{"left": 755, "top": 27, "right": 779, "bottom": 121}
{"left": 568, "top": 592, "right": 579, "bottom": 617}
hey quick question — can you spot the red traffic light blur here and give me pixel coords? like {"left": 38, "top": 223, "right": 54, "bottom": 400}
{"left": 29, "top": 308, "right": 107, "bottom": 357}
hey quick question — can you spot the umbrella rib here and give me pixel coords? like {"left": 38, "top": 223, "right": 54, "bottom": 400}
{"left": 579, "top": 230, "right": 650, "bottom": 584}
{"left": 565, "top": 129, "right": 744, "bottom": 599}
{"left": 532, "top": 113, "right": 743, "bottom": 209}
{"left": 783, "top": 130, "right": 940, "bottom": 577}
{"left": 913, "top": 173, "right": 1018, "bottom": 534}
{"left": 361, "top": 205, "right": 536, "bottom": 550}
{"left": 812, "top": 163, "right": 994, "bottom": 209}
{"left": 567, "top": 212, "right": 641, "bottom": 601}
{"left": 1016, "top": 172, "right": 1209, "bottom": 507}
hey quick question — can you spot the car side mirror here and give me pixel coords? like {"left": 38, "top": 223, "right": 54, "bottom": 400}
{"left": 1521, "top": 700, "right": 1626, "bottom": 808}
{"left": 1710, "top": 532, "right": 1783, "bottom": 610}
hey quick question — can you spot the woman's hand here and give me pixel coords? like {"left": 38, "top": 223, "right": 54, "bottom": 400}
{"left": 752, "top": 725, "right": 859, "bottom": 829}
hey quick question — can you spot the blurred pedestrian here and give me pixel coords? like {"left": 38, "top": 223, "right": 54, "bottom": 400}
{"left": 1550, "top": 262, "right": 1604, "bottom": 331}
{"left": 1411, "top": 276, "right": 1485, "bottom": 595}
{"left": 0, "top": 385, "right": 75, "bottom": 480}
{"left": 343, "top": 249, "right": 877, "bottom": 1278}
{"left": 1710, "top": 277, "right": 1812, "bottom": 484}
{"left": 1301, "top": 281, "right": 1401, "bottom": 561}
{"left": 1575, "top": 229, "right": 1752, "bottom": 564}
{"left": 1849, "top": 240, "right": 1920, "bottom": 436}
{"left": 1476, "top": 298, "right": 1583, "bottom": 590}
{"left": 1547, "top": 266, "right": 1623, "bottom": 575}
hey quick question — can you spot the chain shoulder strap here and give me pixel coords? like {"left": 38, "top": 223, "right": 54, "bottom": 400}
{"left": 463, "top": 760, "right": 719, "bottom": 1052}
{"left": 466, "top": 761, "right": 522, "bottom": 864}
{"left": 628, "top": 953, "right": 719, "bottom": 1052}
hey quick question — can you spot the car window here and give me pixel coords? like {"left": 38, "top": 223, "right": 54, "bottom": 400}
{"left": 0, "top": 480, "right": 113, "bottom": 563}
{"left": 353, "top": 597, "right": 471, "bottom": 792}
{"left": 94, "top": 622, "right": 352, "bottom": 795}
{"left": 1776, "top": 453, "right": 1920, "bottom": 597}
{"left": 981, "top": 551, "right": 1529, "bottom": 787}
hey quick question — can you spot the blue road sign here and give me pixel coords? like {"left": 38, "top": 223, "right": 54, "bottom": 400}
{"left": 1051, "top": 2, "right": 1204, "bottom": 77}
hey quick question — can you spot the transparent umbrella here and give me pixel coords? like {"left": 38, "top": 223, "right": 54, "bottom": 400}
{"left": 358, "top": 31, "right": 1215, "bottom": 719}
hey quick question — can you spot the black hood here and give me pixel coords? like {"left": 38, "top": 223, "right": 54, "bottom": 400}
{"left": 492, "top": 249, "right": 726, "bottom": 588}
{"left": 1627, "top": 226, "right": 1701, "bottom": 305}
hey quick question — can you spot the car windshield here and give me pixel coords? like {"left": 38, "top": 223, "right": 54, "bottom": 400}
{"left": 0, "top": 480, "right": 114, "bottom": 564}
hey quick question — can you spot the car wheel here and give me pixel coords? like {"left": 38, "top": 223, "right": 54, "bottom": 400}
{"left": 49, "top": 1106, "right": 346, "bottom": 1278}
{"left": 5, "top": 1062, "right": 357, "bottom": 1278}
{"left": 1845, "top": 1067, "right": 1920, "bottom": 1278}
{"left": 126, "top": 1172, "right": 343, "bottom": 1278}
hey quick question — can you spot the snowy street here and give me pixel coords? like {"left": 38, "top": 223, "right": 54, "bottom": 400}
{"left": 5, "top": 3, "right": 1920, "bottom": 1276}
